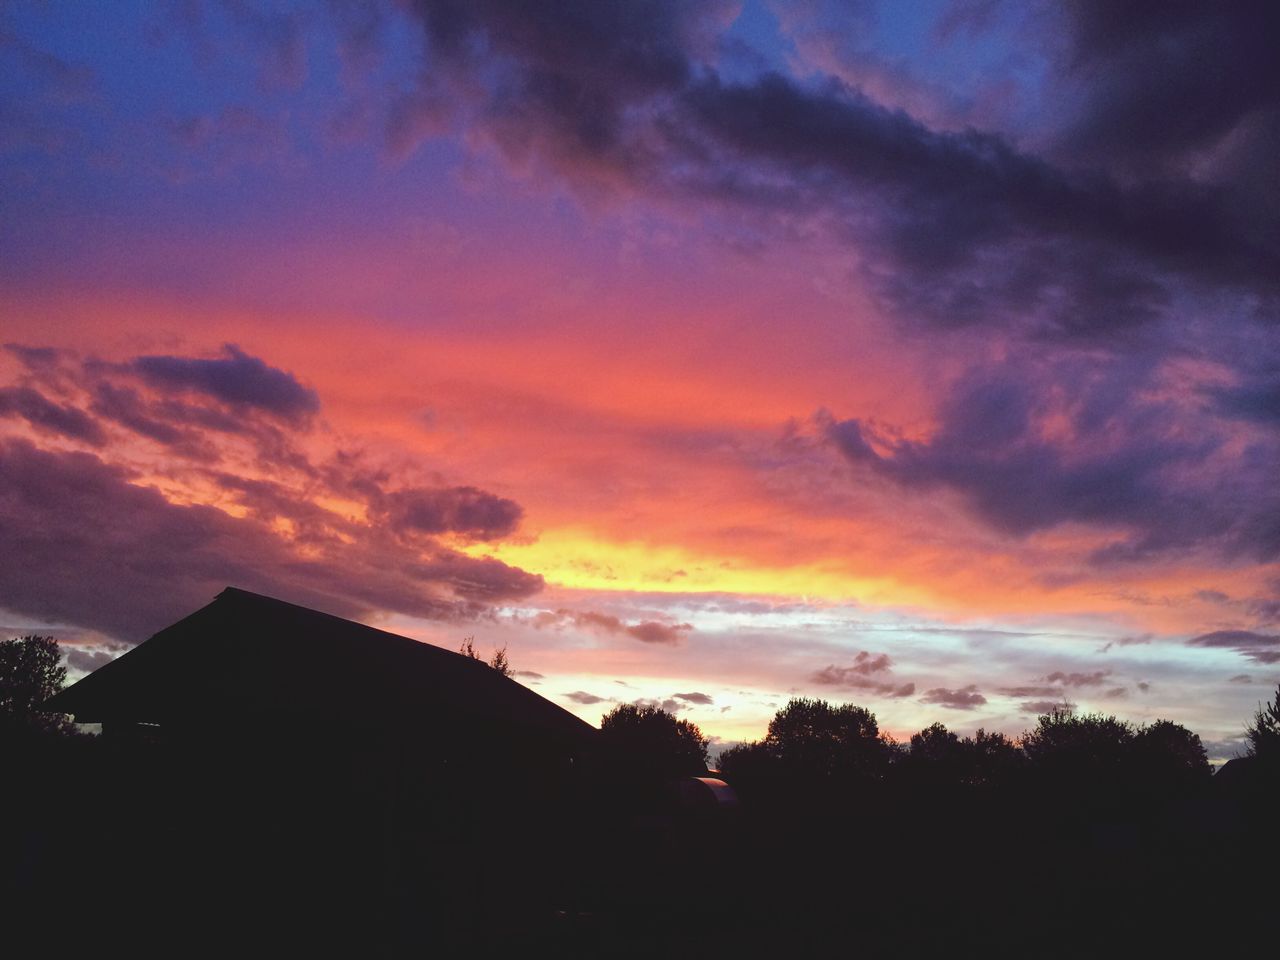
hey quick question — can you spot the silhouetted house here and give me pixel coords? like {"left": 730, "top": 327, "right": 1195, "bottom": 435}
{"left": 49, "top": 585, "right": 594, "bottom": 757}
{"left": 46, "top": 587, "right": 598, "bottom": 939}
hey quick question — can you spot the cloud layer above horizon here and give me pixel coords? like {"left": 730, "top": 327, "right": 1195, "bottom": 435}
{"left": 2, "top": 0, "right": 1277, "bottom": 753}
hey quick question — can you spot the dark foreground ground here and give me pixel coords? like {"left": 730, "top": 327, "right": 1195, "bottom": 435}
{"left": 5, "top": 738, "right": 1276, "bottom": 959}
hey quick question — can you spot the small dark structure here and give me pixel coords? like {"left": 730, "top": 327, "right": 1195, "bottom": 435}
{"left": 45, "top": 587, "right": 599, "bottom": 951}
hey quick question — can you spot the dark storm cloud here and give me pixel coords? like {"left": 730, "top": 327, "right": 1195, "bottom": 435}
{"left": 920, "top": 685, "right": 987, "bottom": 710}
{"left": 823, "top": 362, "right": 1280, "bottom": 561}
{"left": 307, "top": 2, "right": 1280, "bottom": 569}
{"left": 402, "top": 0, "right": 699, "bottom": 165}
{"left": 1188, "top": 630, "right": 1280, "bottom": 665}
{"left": 826, "top": 371, "right": 1203, "bottom": 537}
{"left": 130, "top": 344, "right": 319, "bottom": 423}
{"left": 395, "top": 1, "right": 1277, "bottom": 341}
{"left": 0, "top": 386, "right": 106, "bottom": 446}
{"left": 1052, "top": 2, "right": 1280, "bottom": 186}
{"left": 383, "top": 485, "right": 523, "bottom": 541}
{"left": 0, "top": 438, "right": 542, "bottom": 642}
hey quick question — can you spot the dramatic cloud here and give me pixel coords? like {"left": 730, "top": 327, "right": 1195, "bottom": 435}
{"left": 1051, "top": 1, "right": 1280, "bottom": 194}
{"left": 0, "top": 386, "right": 106, "bottom": 446}
{"left": 920, "top": 685, "right": 987, "bottom": 710}
{"left": 383, "top": 486, "right": 523, "bottom": 541}
{"left": 1188, "top": 630, "right": 1280, "bottom": 664}
{"left": 0, "top": 433, "right": 540, "bottom": 641}
{"left": 5, "top": 2, "right": 1279, "bottom": 749}
{"left": 824, "top": 361, "right": 1280, "bottom": 563}
{"left": 130, "top": 344, "right": 319, "bottom": 423}
{"left": 395, "top": 0, "right": 1277, "bottom": 345}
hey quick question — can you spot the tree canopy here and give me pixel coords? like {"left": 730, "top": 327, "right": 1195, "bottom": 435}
{"left": 0, "top": 635, "right": 74, "bottom": 740}
{"left": 599, "top": 703, "right": 709, "bottom": 779}
{"left": 763, "top": 697, "right": 892, "bottom": 780}
{"left": 1246, "top": 682, "right": 1280, "bottom": 763}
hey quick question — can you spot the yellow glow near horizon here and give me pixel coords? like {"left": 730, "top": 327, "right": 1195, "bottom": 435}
{"left": 461, "top": 526, "right": 928, "bottom": 606}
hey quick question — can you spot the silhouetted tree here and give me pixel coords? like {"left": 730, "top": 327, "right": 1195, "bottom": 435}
{"left": 1131, "top": 719, "right": 1211, "bottom": 786}
{"left": 764, "top": 697, "right": 891, "bottom": 781}
{"left": 906, "top": 722, "right": 966, "bottom": 784}
{"left": 717, "top": 740, "right": 780, "bottom": 780}
{"left": 1021, "top": 708, "right": 1134, "bottom": 787}
{"left": 0, "top": 635, "right": 74, "bottom": 740}
{"left": 960, "top": 728, "right": 1025, "bottom": 787}
{"left": 600, "top": 703, "right": 709, "bottom": 779}
{"left": 1245, "top": 682, "right": 1280, "bottom": 762}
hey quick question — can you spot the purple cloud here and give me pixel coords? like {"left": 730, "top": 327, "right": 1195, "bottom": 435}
{"left": 0, "top": 387, "right": 106, "bottom": 446}
{"left": 0, "top": 437, "right": 541, "bottom": 642}
{"left": 1188, "top": 630, "right": 1280, "bottom": 664}
{"left": 564, "top": 691, "right": 606, "bottom": 705}
{"left": 131, "top": 344, "right": 318, "bottom": 423}
{"left": 384, "top": 485, "right": 523, "bottom": 541}
{"left": 920, "top": 685, "right": 987, "bottom": 710}
{"left": 673, "top": 691, "right": 713, "bottom": 706}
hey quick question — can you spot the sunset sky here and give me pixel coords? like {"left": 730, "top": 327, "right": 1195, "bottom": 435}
{"left": 3, "top": 1, "right": 1278, "bottom": 759}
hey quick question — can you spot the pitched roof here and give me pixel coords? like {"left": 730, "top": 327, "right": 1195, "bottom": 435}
{"left": 48, "top": 587, "right": 595, "bottom": 743}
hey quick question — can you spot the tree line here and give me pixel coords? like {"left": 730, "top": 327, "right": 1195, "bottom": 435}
{"left": 597, "top": 688, "right": 1280, "bottom": 797}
